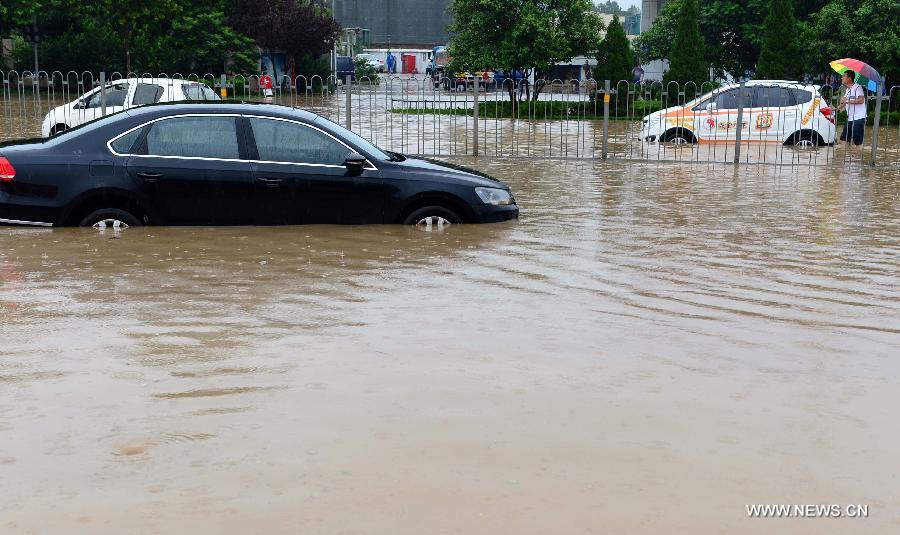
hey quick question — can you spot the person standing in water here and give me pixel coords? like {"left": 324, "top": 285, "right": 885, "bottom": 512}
{"left": 838, "top": 70, "right": 866, "bottom": 151}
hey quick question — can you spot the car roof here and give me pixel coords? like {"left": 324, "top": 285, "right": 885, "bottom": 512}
{"left": 108, "top": 77, "right": 203, "bottom": 85}
{"left": 123, "top": 101, "right": 321, "bottom": 122}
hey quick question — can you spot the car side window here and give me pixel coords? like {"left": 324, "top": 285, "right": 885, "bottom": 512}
{"left": 133, "top": 84, "right": 164, "bottom": 105}
{"left": 715, "top": 87, "right": 755, "bottom": 110}
{"left": 249, "top": 118, "right": 349, "bottom": 166}
{"left": 87, "top": 84, "right": 129, "bottom": 108}
{"left": 145, "top": 116, "right": 240, "bottom": 159}
{"left": 182, "top": 84, "right": 219, "bottom": 101}
{"left": 110, "top": 128, "right": 143, "bottom": 154}
{"left": 754, "top": 87, "right": 795, "bottom": 108}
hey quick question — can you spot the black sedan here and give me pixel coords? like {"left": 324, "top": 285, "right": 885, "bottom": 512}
{"left": 0, "top": 103, "right": 518, "bottom": 229}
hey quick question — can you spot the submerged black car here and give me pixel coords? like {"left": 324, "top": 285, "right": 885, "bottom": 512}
{"left": 0, "top": 103, "right": 518, "bottom": 228}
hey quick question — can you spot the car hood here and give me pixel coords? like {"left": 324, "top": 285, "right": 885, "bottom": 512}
{"left": 643, "top": 105, "right": 690, "bottom": 122}
{"left": 397, "top": 157, "right": 510, "bottom": 189}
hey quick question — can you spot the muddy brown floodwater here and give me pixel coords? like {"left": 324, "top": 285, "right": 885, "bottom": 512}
{"left": 2, "top": 158, "right": 899, "bottom": 534}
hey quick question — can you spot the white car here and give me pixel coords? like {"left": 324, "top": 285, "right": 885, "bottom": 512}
{"left": 639, "top": 80, "right": 836, "bottom": 146}
{"left": 356, "top": 53, "right": 385, "bottom": 73}
{"left": 42, "top": 78, "right": 220, "bottom": 137}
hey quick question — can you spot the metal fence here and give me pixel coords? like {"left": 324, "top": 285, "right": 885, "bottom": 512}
{"left": 2, "top": 70, "right": 897, "bottom": 167}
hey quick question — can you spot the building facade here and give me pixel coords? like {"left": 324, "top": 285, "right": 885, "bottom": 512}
{"left": 640, "top": 0, "right": 667, "bottom": 33}
{"left": 326, "top": 0, "right": 453, "bottom": 48}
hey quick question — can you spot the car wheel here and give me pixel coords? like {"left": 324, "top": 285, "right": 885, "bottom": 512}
{"left": 403, "top": 206, "right": 462, "bottom": 229}
{"left": 793, "top": 131, "right": 820, "bottom": 147}
{"left": 50, "top": 124, "right": 69, "bottom": 136}
{"left": 79, "top": 208, "right": 142, "bottom": 230}
{"left": 664, "top": 128, "right": 694, "bottom": 144}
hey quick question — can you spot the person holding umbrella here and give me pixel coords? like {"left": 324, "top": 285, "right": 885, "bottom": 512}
{"left": 830, "top": 58, "right": 882, "bottom": 151}
{"left": 837, "top": 70, "right": 866, "bottom": 149}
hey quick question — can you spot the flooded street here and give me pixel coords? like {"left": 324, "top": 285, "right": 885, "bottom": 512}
{"left": 2, "top": 158, "right": 900, "bottom": 534}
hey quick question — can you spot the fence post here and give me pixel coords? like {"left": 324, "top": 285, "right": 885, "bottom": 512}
{"left": 602, "top": 79, "right": 610, "bottom": 159}
{"left": 733, "top": 79, "right": 745, "bottom": 164}
{"left": 472, "top": 76, "right": 479, "bottom": 157}
{"left": 345, "top": 75, "right": 352, "bottom": 131}
{"left": 870, "top": 80, "right": 884, "bottom": 166}
{"left": 220, "top": 74, "right": 227, "bottom": 99}
{"left": 100, "top": 71, "right": 107, "bottom": 117}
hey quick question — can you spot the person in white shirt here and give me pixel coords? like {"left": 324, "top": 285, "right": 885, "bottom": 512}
{"left": 838, "top": 70, "right": 866, "bottom": 148}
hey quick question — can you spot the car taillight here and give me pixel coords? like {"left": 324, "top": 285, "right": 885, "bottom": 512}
{"left": 820, "top": 107, "right": 835, "bottom": 124}
{"left": 0, "top": 157, "right": 15, "bottom": 182}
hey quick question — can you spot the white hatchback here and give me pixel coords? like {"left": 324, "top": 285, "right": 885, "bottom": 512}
{"left": 42, "top": 78, "right": 220, "bottom": 137}
{"left": 639, "top": 80, "right": 836, "bottom": 146}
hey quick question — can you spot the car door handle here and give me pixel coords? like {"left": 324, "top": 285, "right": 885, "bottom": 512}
{"left": 136, "top": 171, "right": 163, "bottom": 182}
{"left": 257, "top": 177, "right": 284, "bottom": 187}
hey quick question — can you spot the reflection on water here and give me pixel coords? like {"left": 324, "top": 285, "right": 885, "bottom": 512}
{"left": 1, "top": 159, "right": 899, "bottom": 533}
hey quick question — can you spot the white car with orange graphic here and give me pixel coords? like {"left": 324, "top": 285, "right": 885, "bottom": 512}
{"left": 639, "top": 81, "right": 836, "bottom": 146}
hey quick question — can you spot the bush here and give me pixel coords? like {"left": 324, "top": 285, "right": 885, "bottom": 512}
{"left": 354, "top": 57, "right": 380, "bottom": 84}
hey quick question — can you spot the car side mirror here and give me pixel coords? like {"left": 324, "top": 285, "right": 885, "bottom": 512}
{"left": 344, "top": 152, "right": 367, "bottom": 172}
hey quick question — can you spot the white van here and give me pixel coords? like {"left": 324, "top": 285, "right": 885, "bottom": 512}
{"left": 42, "top": 78, "right": 220, "bottom": 137}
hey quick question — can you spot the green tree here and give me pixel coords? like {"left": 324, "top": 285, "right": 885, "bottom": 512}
{"left": 756, "top": 0, "right": 802, "bottom": 79}
{"left": 448, "top": 0, "right": 603, "bottom": 103}
{"left": 595, "top": 15, "right": 634, "bottom": 83}
{"left": 800, "top": 0, "right": 899, "bottom": 83}
{"left": 663, "top": 0, "right": 708, "bottom": 86}
{"left": 594, "top": 0, "right": 623, "bottom": 15}
{"left": 231, "top": 0, "right": 340, "bottom": 78}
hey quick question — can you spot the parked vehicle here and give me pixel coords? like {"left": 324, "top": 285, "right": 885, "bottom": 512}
{"left": 1, "top": 103, "right": 519, "bottom": 228}
{"left": 428, "top": 45, "right": 449, "bottom": 87}
{"left": 639, "top": 81, "right": 836, "bottom": 146}
{"left": 356, "top": 53, "right": 385, "bottom": 73}
{"left": 336, "top": 56, "right": 355, "bottom": 82}
{"left": 41, "top": 78, "right": 219, "bottom": 138}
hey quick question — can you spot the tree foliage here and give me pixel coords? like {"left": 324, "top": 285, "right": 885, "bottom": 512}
{"left": 231, "top": 0, "right": 340, "bottom": 64}
{"left": 1, "top": 0, "right": 337, "bottom": 76}
{"left": 663, "top": 0, "right": 708, "bottom": 85}
{"left": 637, "top": 0, "right": 899, "bottom": 82}
{"left": 756, "top": 0, "right": 802, "bottom": 79}
{"left": 448, "top": 0, "right": 604, "bottom": 101}
{"left": 595, "top": 15, "right": 634, "bottom": 83}
{"left": 800, "top": 0, "right": 899, "bottom": 83}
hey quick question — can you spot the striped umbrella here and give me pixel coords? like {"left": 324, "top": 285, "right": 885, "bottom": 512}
{"left": 830, "top": 58, "right": 882, "bottom": 92}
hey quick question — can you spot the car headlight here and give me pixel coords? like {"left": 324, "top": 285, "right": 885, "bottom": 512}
{"left": 475, "top": 187, "right": 514, "bottom": 206}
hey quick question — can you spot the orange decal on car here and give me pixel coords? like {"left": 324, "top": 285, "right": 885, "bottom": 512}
{"left": 801, "top": 97, "right": 820, "bottom": 126}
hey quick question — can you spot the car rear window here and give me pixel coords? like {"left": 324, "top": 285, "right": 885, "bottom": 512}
{"left": 145, "top": 116, "right": 239, "bottom": 159}
{"left": 792, "top": 89, "right": 813, "bottom": 104}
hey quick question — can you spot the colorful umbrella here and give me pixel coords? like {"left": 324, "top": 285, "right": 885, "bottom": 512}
{"left": 830, "top": 58, "right": 882, "bottom": 92}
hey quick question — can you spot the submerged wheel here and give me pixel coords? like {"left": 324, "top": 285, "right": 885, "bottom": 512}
{"left": 403, "top": 206, "right": 462, "bottom": 229}
{"left": 792, "top": 131, "right": 821, "bottom": 147}
{"left": 79, "top": 208, "right": 142, "bottom": 230}
{"left": 663, "top": 127, "right": 695, "bottom": 144}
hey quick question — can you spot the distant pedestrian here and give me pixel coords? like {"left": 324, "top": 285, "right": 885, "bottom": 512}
{"left": 260, "top": 70, "right": 274, "bottom": 98}
{"left": 838, "top": 70, "right": 866, "bottom": 150}
{"left": 632, "top": 65, "right": 644, "bottom": 85}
